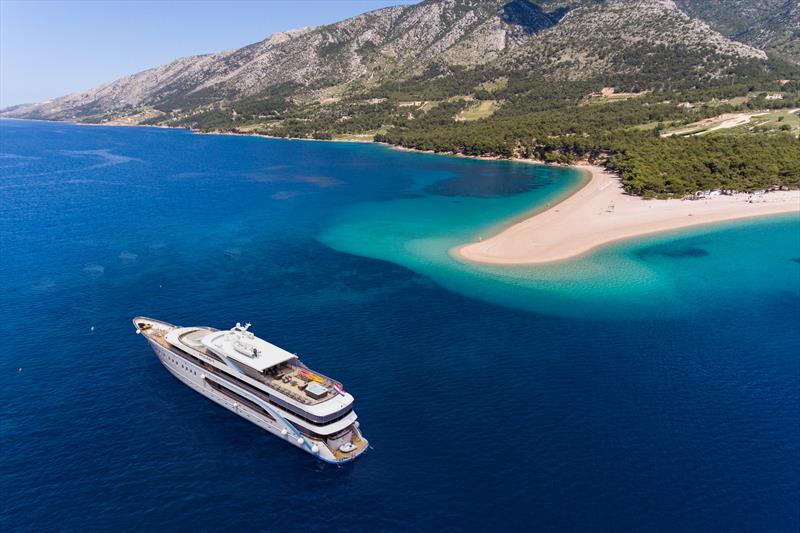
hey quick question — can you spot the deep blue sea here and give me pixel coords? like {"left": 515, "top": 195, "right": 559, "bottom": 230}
{"left": 1, "top": 119, "right": 799, "bottom": 531}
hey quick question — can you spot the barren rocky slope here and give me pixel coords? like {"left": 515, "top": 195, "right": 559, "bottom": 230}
{"left": 2, "top": 0, "right": 787, "bottom": 124}
{"left": 675, "top": 0, "right": 799, "bottom": 61}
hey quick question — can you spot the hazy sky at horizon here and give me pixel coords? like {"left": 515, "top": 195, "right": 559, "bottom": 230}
{"left": 0, "top": 0, "right": 413, "bottom": 108}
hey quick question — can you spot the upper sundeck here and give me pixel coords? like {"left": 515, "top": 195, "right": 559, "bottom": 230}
{"left": 202, "top": 323, "right": 298, "bottom": 372}
{"left": 161, "top": 322, "right": 350, "bottom": 412}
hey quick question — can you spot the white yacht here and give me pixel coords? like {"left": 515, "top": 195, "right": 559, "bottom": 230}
{"left": 133, "top": 317, "right": 368, "bottom": 464}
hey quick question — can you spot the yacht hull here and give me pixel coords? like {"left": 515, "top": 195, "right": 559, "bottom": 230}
{"left": 143, "top": 335, "right": 367, "bottom": 464}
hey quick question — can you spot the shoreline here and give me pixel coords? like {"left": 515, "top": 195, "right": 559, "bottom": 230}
{"left": 457, "top": 165, "right": 800, "bottom": 265}
{"left": 4, "top": 118, "right": 799, "bottom": 264}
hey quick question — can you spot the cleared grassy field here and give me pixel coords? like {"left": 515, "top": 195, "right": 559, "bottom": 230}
{"left": 661, "top": 112, "right": 765, "bottom": 137}
{"left": 455, "top": 100, "right": 498, "bottom": 121}
{"left": 479, "top": 77, "right": 508, "bottom": 92}
{"left": 735, "top": 108, "right": 800, "bottom": 136}
{"left": 581, "top": 89, "right": 649, "bottom": 106}
{"left": 419, "top": 101, "right": 438, "bottom": 112}
{"left": 234, "top": 121, "right": 285, "bottom": 133}
{"left": 332, "top": 131, "right": 384, "bottom": 141}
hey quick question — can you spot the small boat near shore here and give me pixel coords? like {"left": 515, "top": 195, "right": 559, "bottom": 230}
{"left": 133, "top": 317, "right": 368, "bottom": 464}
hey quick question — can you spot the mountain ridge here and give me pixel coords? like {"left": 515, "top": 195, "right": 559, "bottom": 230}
{"left": 2, "top": 0, "right": 785, "bottom": 123}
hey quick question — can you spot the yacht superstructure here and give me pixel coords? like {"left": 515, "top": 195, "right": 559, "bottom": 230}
{"left": 133, "top": 317, "right": 368, "bottom": 464}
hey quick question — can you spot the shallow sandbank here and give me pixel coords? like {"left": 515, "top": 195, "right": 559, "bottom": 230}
{"left": 457, "top": 165, "right": 800, "bottom": 265}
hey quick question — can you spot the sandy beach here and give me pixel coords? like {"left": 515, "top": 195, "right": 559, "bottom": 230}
{"left": 458, "top": 164, "right": 800, "bottom": 265}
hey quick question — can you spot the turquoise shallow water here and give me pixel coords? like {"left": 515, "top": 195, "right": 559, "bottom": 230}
{"left": 1, "top": 119, "right": 798, "bottom": 531}
{"left": 319, "top": 158, "right": 800, "bottom": 319}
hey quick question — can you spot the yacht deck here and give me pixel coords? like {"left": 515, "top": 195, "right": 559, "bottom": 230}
{"left": 142, "top": 323, "right": 340, "bottom": 407}
{"left": 138, "top": 323, "right": 173, "bottom": 349}
{"left": 332, "top": 432, "right": 367, "bottom": 462}
{"left": 178, "top": 328, "right": 219, "bottom": 358}
{"left": 261, "top": 365, "right": 340, "bottom": 405}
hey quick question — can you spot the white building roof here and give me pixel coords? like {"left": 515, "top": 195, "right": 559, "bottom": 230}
{"left": 202, "top": 325, "right": 297, "bottom": 372}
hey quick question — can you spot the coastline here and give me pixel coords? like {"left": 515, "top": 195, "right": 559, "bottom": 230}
{"left": 457, "top": 164, "right": 800, "bottom": 265}
{"left": 5, "top": 118, "right": 799, "bottom": 265}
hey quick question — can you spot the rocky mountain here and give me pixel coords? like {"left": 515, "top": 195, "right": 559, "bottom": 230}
{"left": 2, "top": 0, "right": 564, "bottom": 121}
{"left": 2, "top": 0, "right": 789, "bottom": 124}
{"left": 501, "top": 0, "right": 767, "bottom": 81}
{"left": 674, "top": 0, "right": 799, "bottom": 61}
